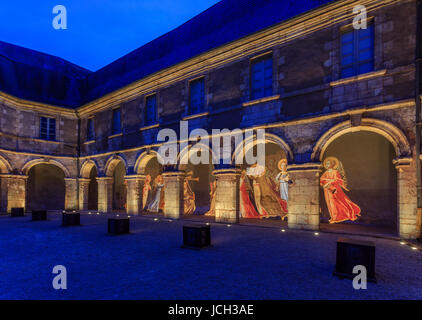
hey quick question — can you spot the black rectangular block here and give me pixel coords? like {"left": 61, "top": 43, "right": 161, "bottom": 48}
{"left": 62, "top": 212, "right": 80, "bottom": 226}
{"left": 183, "top": 224, "right": 211, "bottom": 249}
{"left": 11, "top": 207, "right": 25, "bottom": 217}
{"left": 334, "top": 237, "right": 376, "bottom": 282}
{"left": 108, "top": 217, "right": 130, "bottom": 234}
{"left": 32, "top": 210, "right": 47, "bottom": 221}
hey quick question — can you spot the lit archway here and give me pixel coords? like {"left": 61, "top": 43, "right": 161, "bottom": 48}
{"left": 135, "top": 150, "right": 164, "bottom": 212}
{"left": 178, "top": 144, "right": 216, "bottom": 215}
{"left": 235, "top": 139, "right": 289, "bottom": 220}
{"left": 0, "top": 154, "right": 12, "bottom": 212}
{"left": 81, "top": 160, "right": 99, "bottom": 211}
{"left": 104, "top": 155, "right": 127, "bottom": 211}
{"left": 315, "top": 119, "right": 407, "bottom": 233}
{"left": 26, "top": 163, "right": 66, "bottom": 211}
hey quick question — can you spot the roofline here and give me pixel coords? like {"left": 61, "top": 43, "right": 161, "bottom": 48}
{"left": 1, "top": 0, "right": 399, "bottom": 116}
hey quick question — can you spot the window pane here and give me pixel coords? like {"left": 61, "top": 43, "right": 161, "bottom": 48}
{"left": 145, "top": 95, "right": 157, "bottom": 126}
{"left": 251, "top": 55, "right": 272, "bottom": 100}
{"left": 112, "top": 109, "right": 121, "bottom": 134}
{"left": 341, "top": 32, "right": 353, "bottom": 43}
{"left": 340, "top": 24, "right": 374, "bottom": 78}
{"left": 358, "top": 62, "right": 374, "bottom": 74}
{"left": 190, "top": 78, "right": 205, "bottom": 114}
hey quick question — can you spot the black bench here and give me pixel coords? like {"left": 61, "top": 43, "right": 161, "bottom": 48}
{"left": 10, "top": 207, "right": 25, "bottom": 217}
{"left": 32, "top": 210, "right": 47, "bottom": 221}
{"left": 334, "top": 237, "right": 376, "bottom": 282}
{"left": 62, "top": 212, "right": 80, "bottom": 226}
{"left": 182, "top": 224, "right": 211, "bottom": 249}
{"left": 108, "top": 217, "right": 130, "bottom": 234}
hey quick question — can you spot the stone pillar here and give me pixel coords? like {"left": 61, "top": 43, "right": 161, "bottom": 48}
{"left": 64, "top": 178, "right": 78, "bottom": 210}
{"left": 125, "top": 175, "right": 145, "bottom": 215}
{"left": 78, "top": 178, "right": 91, "bottom": 211}
{"left": 0, "top": 175, "right": 7, "bottom": 212}
{"left": 163, "top": 171, "right": 185, "bottom": 219}
{"left": 396, "top": 158, "right": 419, "bottom": 239}
{"left": 1, "top": 175, "right": 27, "bottom": 213}
{"left": 287, "top": 164, "right": 321, "bottom": 231}
{"left": 213, "top": 168, "right": 241, "bottom": 223}
{"left": 97, "top": 177, "right": 113, "bottom": 213}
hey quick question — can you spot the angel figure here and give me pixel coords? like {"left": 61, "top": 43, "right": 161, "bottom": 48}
{"left": 320, "top": 157, "right": 361, "bottom": 224}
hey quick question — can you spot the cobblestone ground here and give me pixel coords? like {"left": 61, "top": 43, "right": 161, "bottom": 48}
{"left": 0, "top": 212, "right": 421, "bottom": 300}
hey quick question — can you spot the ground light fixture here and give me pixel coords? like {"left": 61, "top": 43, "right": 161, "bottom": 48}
{"left": 281, "top": 229, "right": 286, "bottom": 232}
{"left": 314, "top": 232, "right": 319, "bottom": 236}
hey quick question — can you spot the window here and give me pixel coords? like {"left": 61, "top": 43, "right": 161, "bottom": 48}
{"left": 145, "top": 94, "right": 157, "bottom": 126}
{"left": 251, "top": 54, "right": 273, "bottom": 100}
{"left": 112, "top": 108, "right": 122, "bottom": 135}
{"left": 189, "top": 78, "right": 205, "bottom": 114}
{"left": 40, "top": 117, "right": 56, "bottom": 141}
{"left": 87, "top": 118, "right": 95, "bottom": 141}
{"left": 340, "top": 24, "right": 374, "bottom": 78}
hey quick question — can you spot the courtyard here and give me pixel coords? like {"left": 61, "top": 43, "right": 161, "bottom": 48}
{"left": 0, "top": 212, "right": 421, "bottom": 300}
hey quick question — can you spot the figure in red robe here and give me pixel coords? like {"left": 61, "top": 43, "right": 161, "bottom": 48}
{"left": 239, "top": 170, "right": 260, "bottom": 218}
{"left": 320, "top": 157, "right": 361, "bottom": 224}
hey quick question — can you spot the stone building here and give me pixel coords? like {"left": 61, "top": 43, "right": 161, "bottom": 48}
{"left": 0, "top": 0, "right": 421, "bottom": 239}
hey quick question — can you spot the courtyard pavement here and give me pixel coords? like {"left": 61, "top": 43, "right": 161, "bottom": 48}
{"left": 0, "top": 212, "right": 421, "bottom": 300}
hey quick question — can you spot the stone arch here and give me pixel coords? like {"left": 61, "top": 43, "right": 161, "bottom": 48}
{"left": 80, "top": 160, "right": 99, "bottom": 178}
{"left": 21, "top": 158, "right": 70, "bottom": 178}
{"left": 134, "top": 150, "right": 163, "bottom": 175}
{"left": 0, "top": 154, "right": 12, "bottom": 174}
{"left": 104, "top": 155, "right": 127, "bottom": 177}
{"left": 312, "top": 118, "right": 411, "bottom": 161}
{"left": 232, "top": 132, "right": 294, "bottom": 164}
{"left": 177, "top": 143, "right": 219, "bottom": 170}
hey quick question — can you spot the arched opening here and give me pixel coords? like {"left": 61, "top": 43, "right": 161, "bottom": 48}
{"left": 320, "top": 131, "right": 397, "bottom": 234}
{"left": 238, "top": 141, "right": 288, "bottom": 223}
{"left": 27, "top": 164, "right": 65, "bottom": 211}
{"left": 142, "top": 155, "right": 164, "bottom": 213}
{"left": 87, "top": 166, "right": 98, "bottom": 210}
{"left": 112, "top": 161, "right": 126, "bottom": 211}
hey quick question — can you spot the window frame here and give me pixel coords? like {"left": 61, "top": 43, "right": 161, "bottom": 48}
{"left": 188, "top": 77, "right": 206, "bottom": 115}
{"left": 340, "top": 22, "right": 375, "bottom": 78}
{"left": 86, "top": 117, "right": 95, "bottom": 141}
{"left": 39, "top": 116, "right": 56, "bottom": 141}
{"left": 249, "top": 53, "right": 273, "bottom": 101}
{"left": 144, "top": 93, "right": 158, "bottom": 126}
{"left": 111, "top": 108, "right": 122, "bottom": 135}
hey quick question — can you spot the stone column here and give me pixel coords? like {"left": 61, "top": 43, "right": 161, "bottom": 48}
{"left": 96, "top": 177, "right": 113, "bottom": 213}
{"left": 1, "top": 175, "right": 27, "bottom": 213}
{"left": 287, "top": 164, "right": 321, "bottom": 231}
{"left": 213, "top": 168, "right": 241, "bottom": 223}
{"left": 78, "top": 178, "right": 91, "bottom": 211}
{"left": 64, "top": 178, "right": 78, "bottom": 210}
{"left": 163, "top": 171, "right": 185, "bottom": 219}
{"left": 0, "top": 175, "right": 7, "bottom": 212}
{"left": 125, "top": 175, "right": 145, "bottom": 215}
{"left": 396, "top": 158, "right": 419, "bottom": 239}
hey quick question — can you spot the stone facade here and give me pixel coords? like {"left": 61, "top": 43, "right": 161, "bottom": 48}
{"left": 0, "top": 0, "right": 420, "bottom": 238}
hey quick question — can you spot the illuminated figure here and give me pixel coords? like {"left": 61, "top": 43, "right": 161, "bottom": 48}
{"left": 247, "top": 164, "right": 287, "bottom": 219}
{"left": 142, "top": 174, "right": 152, "bottom": 210}
{"left": 184, "top": 173, "right": 198, "bottom": 215}
{"left": 147, "top": 174, "right": 164, "bottom": 213}
{"left": 204, "top": 180, "right": 217, "bottom": 216}
{"left": 275, "top": 159, "right": 290, "bottom": 202}
{"left": 239, "top": 169, "right": 260, "bottom": 218}
{"left": 320, "top": 157, "right": 361, "bottom": 224}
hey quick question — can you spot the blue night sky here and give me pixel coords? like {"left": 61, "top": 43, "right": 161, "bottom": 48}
{"left": 0, "top": 0, "right": 221, "bottom": 71}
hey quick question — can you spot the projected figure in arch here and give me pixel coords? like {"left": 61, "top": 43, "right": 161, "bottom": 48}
{"left": 320, "top": 157, "right": 361, "bottom": 224}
